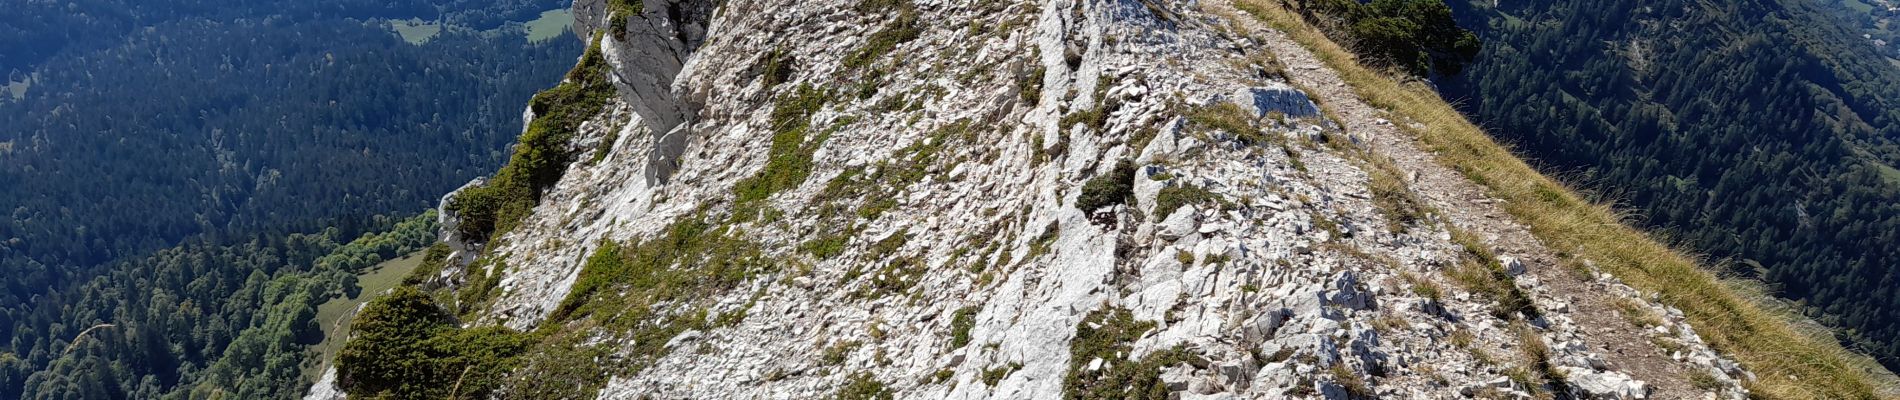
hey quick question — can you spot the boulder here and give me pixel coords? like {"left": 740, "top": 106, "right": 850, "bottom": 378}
{"left": 1159, "top": 206, "right": 1200, "bottom": 240}
{"left": 1501, "top": 255, "right": 1527, "bottom": 276}
{"left": 1559, "top": 367, "right": 1649, "bottom": 399}
{"left": 1234, "top": 84, "right": 1321, "bottom": 119}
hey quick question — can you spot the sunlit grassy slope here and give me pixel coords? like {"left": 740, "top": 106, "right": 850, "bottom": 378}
{"left": 1231, "top": 1, "right": 1894, "bottom": 398}
{"left": 305, "top": 251, "right": 427, "bottom": 379}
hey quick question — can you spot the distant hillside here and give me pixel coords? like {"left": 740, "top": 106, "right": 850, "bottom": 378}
{"left": 0, "top": 0, "right": 586, "bottom": 397}
{"left": 0, "top": 0, "right": 575, "bottom": 326}
{"left": 1444, "top": 0, "right": 1900, "bottom": 370}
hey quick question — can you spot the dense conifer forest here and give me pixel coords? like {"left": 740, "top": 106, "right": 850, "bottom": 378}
{"left": 1441, "top": 0, "right": 1900, "bottom": 370}
{"left": 0, "top": 0, "right": 579, "bottom": 397}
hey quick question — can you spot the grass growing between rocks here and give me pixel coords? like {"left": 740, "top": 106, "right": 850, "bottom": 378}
{"left": 836, "top": 371, "right": 894, "bottom": 400}
{"left": 1065, "top": 306, "right": 1193, "bottom": 400}
{"left": 758, "top": 47, "right": 797, "bottom": 89}
{"left": 1444, "top": 228, "right": 1539, "bottom": 321}
{"left": 981, "top": 362, "right": 1022, "bottom": 386}
{"left": 733, "top": 84, "right": 834, "bottom": 219}
{"left": 1509, "top": 321, "right": 1569, "bottom": 396}
{"left": 1186, "top": 102, "right": 1274, "bottom": 145}
{"left": 1153, "top": 185, "right": 1221, "bottom": 218}
{"left": 950, "top": 306, "right": 980, "bottom": 348}
{"left": 843, "top": 9, "right": 921, "bottom": 71}
{"left": 1233, "top": 1, "right": 1888, "bottom": 397}
{"left": 814, "top": 119, "right": 975, "bottom": 222}
{"left": 1327, "top": 364, "right": 1374, "bottom": 399}
{"left": 550, "top": 214, "right": 770, "bottom": 330}
{"left": 606, "top": 0, "right": 643, "bottom": 37}
{"left": 1363, "top": 154, "right": 1426, "bottom": 232}
{"left": 1017, "top": 65, "right": 1046, "bottom": 105}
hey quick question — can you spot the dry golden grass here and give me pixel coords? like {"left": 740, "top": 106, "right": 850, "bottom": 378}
{"left": 1230, "top": 1, "right": 1890, "bottom": 398}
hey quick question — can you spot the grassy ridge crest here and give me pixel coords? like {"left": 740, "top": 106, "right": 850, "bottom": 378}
{"left": 1231, "top": 1, "right": 1889, "bottom": 398}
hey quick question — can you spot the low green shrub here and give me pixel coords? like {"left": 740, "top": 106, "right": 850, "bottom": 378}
{"left": 336, "top": 287, "right": 532, "bottom": 399}
{"left": 1076, "top": 160, "right": 1137, "bottom": 212}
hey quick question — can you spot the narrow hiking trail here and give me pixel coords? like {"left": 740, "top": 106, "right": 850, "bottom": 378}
{"left": 1203, "top": 0, "right": 1709, "bottom": 396}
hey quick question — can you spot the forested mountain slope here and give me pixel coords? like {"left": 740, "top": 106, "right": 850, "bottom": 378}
{"left": 0, "top": 0, "right": 577, "bottom": 306}
{"left": 0, "top": 0, "right": 584, "bottom": 397}
{"left": 1444, "top": 0, "right": 1900, "bottom": 370}
{"left": 0, "top": 213, "right": 437, "bottom": 399}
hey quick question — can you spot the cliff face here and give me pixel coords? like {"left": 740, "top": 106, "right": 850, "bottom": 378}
{"left": 317, "top": 0, "right": 1765, "bottom": 398}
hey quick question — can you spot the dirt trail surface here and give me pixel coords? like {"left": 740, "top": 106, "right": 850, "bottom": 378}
{"left": 1204, "top": 0, "right": 1708, "bottom": 396}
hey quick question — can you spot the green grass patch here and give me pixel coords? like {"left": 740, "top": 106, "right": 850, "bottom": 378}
{"left": 524, "top": 9, "right": 575, "bottom": 43}
{"left": 1509, "top": 321, "right": 1568, "bottom": 395}
{"left": 402, "top": 243, "right": 453, "bottom": 287}
{"left": 591, "top": 121, "right": 620, "bottom": 164}
{"left": 499, "top": 335, "right": 615, "bottom": 399}
{"left": 857, "top": 257, "right": 924, "bottom": 299}
{"left": 1399, "top": 271, "right": 1441, "bottom": 301}
{"left": 1326, "top": 364, "right": 1374, "bottom": 398}
{"left": 836, "top": 371, "right": 893, "bottom": 400}
{"left": 814, "top": 120, "right": 974, "bottom": 221}
{"left": 390, "top": 19, "right": 444, "bottom": 44}
{"left": 800, "top": 230, "right": 853, "bottom": 259}
{"left": 950, "top": 306, "right": 980, "bottom": 348}
{"left": 1443, "top": 228, "right": 1538, "bottom": 320}
{"left": 550, "top": 214, "right": 769, "bottom": 328}
{"left": 3, "top": 72, "right": 34, "bottom": 101}
{"left": 1185, "top": 102, "right": 1272, "bottom": 144}
{"left": 732, "top": 84, "right": 834, "bottom": 219}
{"left": 758, "top": 47, "right": 798, "bottom": 89}
{"left": 1064, "top": 306, "right": 1192, "bottom": 399}
{"left": 1025, "top": 221, "right": 1060, "bottom": 261}
{"left": 307, "top": 250, "right": 429, "bottom": 380}
{"left": 1060, "top": 99, "right": 1118, "bottom": 133}
{"left": 455, "top": 259, "right": 506, "bottom": 317}
{"left": 982, "top": 362, "right": 1023, "bottom": 386}
{"left": 823, "top": 340, "right": 863, "bottom": 365}
{"left": 843, "top": 11, "right": 921, "bottom": 71}
{"left": 871, "top": 228, "right": 911, "bottom": 257}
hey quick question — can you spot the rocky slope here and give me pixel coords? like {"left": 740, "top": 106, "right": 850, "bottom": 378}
{"left": 309, "top": 0, "right": 1770, "bottom": 398}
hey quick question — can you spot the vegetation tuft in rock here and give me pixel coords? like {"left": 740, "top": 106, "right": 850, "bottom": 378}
{"left": 1076, "top": 160, "right": 1137, "bottom": 212}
